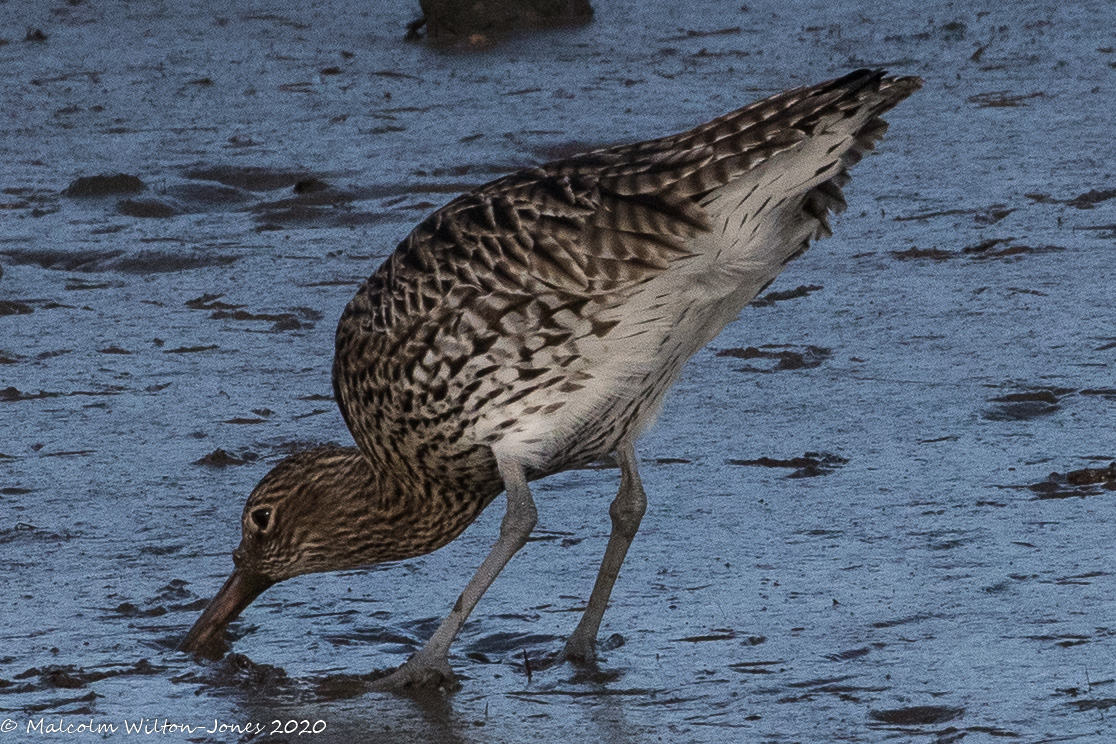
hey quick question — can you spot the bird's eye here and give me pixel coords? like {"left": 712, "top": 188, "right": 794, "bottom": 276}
{"left": 250, "top": 507, "right": 273, "bottom": 533}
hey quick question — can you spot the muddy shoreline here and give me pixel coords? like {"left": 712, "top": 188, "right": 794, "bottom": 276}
{"left": 2, "top": 0, "right": 1115, "bottom": 741}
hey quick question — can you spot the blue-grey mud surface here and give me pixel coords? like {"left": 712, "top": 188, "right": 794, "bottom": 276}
{"left": 2, "top": 0, "right": 1115, "bottom": 742}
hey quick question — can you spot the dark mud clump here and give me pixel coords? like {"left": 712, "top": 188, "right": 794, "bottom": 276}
{"left": 172, "top": 654, "right": 293, "bottom": 695}
{"left": 110, "top": 602, "right": 168, "bottom": 618}
{"left": 192, "top": 448, "right": 257, "bottom": 467}
{"left": 110, "top": 580, "right": 207, "bottom": 619}
{"left": 164, "top": 344, "right": 219, "bottom": 354}
{"left": 293, "top": 177, "right": 331, "bottom": 194}
{"left": 63, "top": 173, "right": 145, "bottom": 197}
{"left": 165, "top": 182, "right": 253, "bottom": 208}
{"left": 716, "top": 344, "right": 830, "bottom": 372}
{"left": 869, "top": 705, "right": 964, "bottom": 725}
{"left": 967, "top": 90, "right": 1044, "bottom": 108}
{"left": 411, "top": 0, "right": 594, "bottom": 45}
{"left": 1065, "top": 697, "right": 1116, "bottom": 713}
{"left": 1027, "top": 187, "right": 1116, "bottom": 210}
{"left": 891, "top": 233, "right": 1056, "bottom": 260}
{"left": 249, "top": 185, "right": 393, "bottom": 230}
{"left": 962, "top": 237, "right": 1013, "bottom": 256}
{"left": 0, "top": 300, "right": 34, "bottom": 315}
{"left": 12, "top": 660, "right": 165, "bottom": 695}
{"left": 313, "top": 672, "right": 384, "bottom": 700}
{"left": 728, "top": 452, "right": 848, "bottom": 478}
{"left": 751, "top": 283, "right": 823, "bottom": 307}
{"left": 1027, "top": 462, "right": 1116, "bottom": 499}
{"left": 892, "top": 246, "right": 954, "bottom": 261}
{"left": 204, "top": 305, "right": 321, "bottom": 331}
{"left": 0, "top": 386, "right": 58, "bottom": 402}
{"left": 963, "top": 240, "right": 1064, "bottom": 260}
{"left": 1065, "top": 188, "right": 1116, "bottom": 209}
{"left": 1, "top": 247, "right": 238, "bottom": 274}
{"left": 67, "top": 277, "right": 123, "bottom": 290}
{"left": 185, "top": 293, "right": 242, "bottom": 311}
{"left": 983, "top": 388, "right": 1071, "bottom": 421}
{"left": 117, "top": 198, "right": 178, "bottom": 218}
{"left": 672, "top": 628, "right": 761, "bottom": 644}
{"left": 183, "top": 165, "right": 312, "bottom": 192}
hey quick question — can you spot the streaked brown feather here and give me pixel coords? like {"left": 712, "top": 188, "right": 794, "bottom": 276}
{"left": 334, "top": 68, "right": 921, "bottom": 497}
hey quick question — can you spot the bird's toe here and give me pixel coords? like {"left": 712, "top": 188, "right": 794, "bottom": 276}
{"left": 368, "top": 654, "right": 460, "bottom": 693}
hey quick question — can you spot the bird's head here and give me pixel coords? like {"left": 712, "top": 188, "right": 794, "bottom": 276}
{"left": 180, "top": 445, "right": 391, "bottom": 659}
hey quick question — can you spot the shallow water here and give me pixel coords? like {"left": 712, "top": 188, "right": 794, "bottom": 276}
{"left": 2, "top": 0, "right": 1115, "bottom": 741}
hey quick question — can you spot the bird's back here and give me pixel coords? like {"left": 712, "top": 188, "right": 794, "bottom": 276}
{"left": 333, "top": 70, "right": 921, "bottom": 487}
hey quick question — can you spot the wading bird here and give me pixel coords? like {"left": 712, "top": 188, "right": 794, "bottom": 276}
{"left": 181, "top": 69, "right": 921, "bottom": 690}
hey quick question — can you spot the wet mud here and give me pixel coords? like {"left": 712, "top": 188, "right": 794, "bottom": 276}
{"left": 2, "top": 0, "right": 1116, "bottom": 742}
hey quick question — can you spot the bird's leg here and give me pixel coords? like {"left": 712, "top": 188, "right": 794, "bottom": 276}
{"left": 370, "top": 455, "right": 537, "bottom": 691}
{"left": 563, "top": 440, "right": 646, "bottom": 664}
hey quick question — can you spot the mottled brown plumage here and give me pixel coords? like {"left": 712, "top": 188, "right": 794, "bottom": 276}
{"left": 182, "top": 69, "right": 921, "bottom": 689}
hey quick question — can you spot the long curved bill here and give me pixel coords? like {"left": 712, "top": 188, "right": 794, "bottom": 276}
{"left": 180, "top": 569, "right": 274, "bottom": 660}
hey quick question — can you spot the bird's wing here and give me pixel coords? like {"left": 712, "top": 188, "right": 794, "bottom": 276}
{"left": 333, "top": 70, "right": 920, "bottom": 472}
{"left": 356, "top": 69, "right": 920, "bottom": 333}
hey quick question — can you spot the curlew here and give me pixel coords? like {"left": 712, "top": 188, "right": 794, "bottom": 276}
{"left": 181, "top": 69, "right": 921, "bottom": 690}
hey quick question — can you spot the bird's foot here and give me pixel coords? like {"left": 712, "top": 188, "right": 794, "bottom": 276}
{"left": 368, "top": 653, "right": 459, "bottom": 693}
{"left": 545, "top": 631, "right": 626, "bottom": 671}
{"left": 530, "top": 637, "right": 598, "bottom": 672}
{"left": 560, "top": 628, "right": 606, "bottom": 666}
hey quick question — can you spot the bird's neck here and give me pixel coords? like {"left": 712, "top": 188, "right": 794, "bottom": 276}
{"left": 328, "top": 446, "right": 503, "bottom": 563}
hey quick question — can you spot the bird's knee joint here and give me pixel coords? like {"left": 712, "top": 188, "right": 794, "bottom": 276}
{"left": 609, "top": 498, "right": 645, "bottom": 537}
{"left": 500, "top": 500, "right": 537, "bottom": 545}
